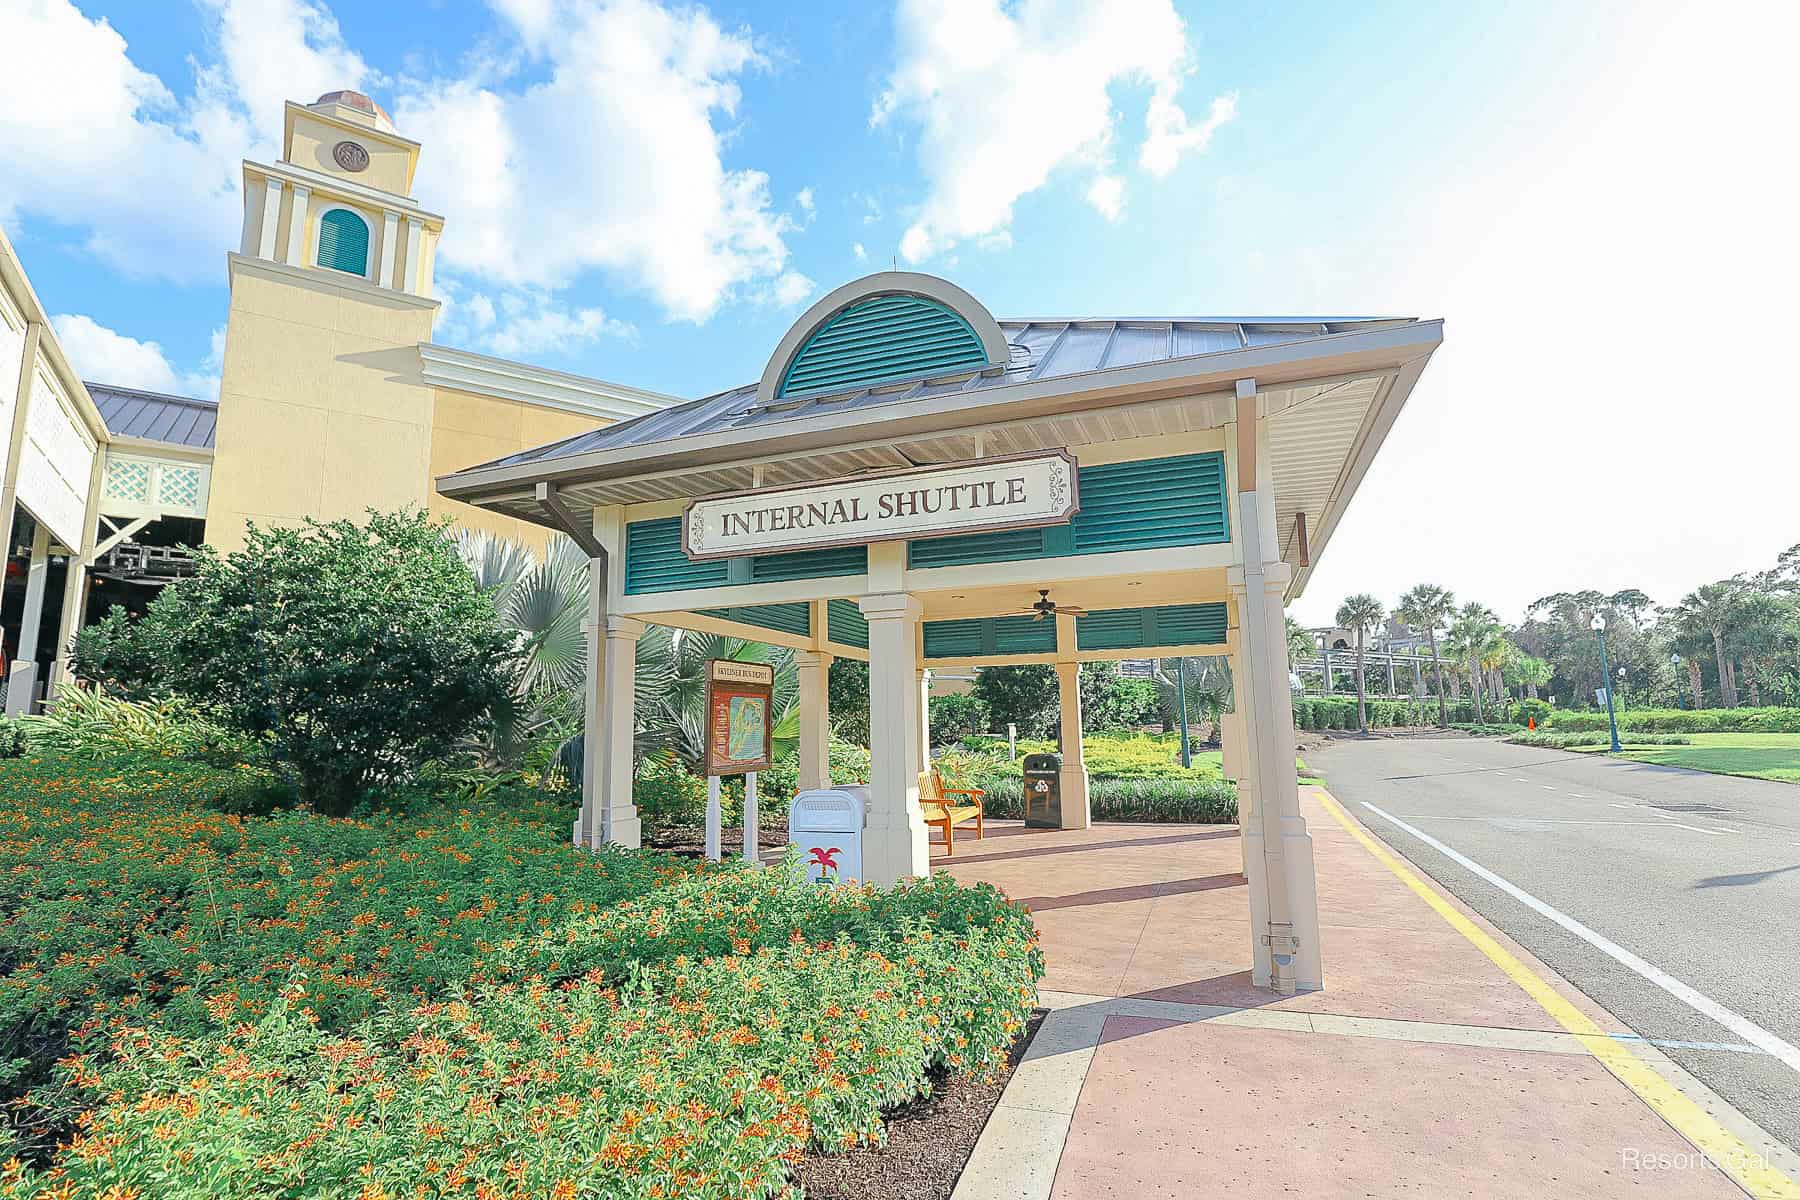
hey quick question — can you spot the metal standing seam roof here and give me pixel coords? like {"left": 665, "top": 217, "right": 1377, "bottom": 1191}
{"left": 85, "top": 382, "right": 218, "bottom": 450}
{"left": 476, "top": 317, "right": 1414, "bottom": 473}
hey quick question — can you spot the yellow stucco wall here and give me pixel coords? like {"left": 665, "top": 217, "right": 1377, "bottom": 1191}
{"left": 427, "top": 388, "right": 606, "bottom": 553}
{"left": 206, "top": 255, "right": 607, "bottom": 555}
{"left": 206, "top": 256, "right": 438, "bottom": 553}
{"left": 286, "top": 109, "right": 415, "bottom": 198}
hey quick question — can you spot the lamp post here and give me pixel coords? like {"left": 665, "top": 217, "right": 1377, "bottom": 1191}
{"left": 1671, "top": 652, "right": 1684, "bottom": 709}
{"left": 1591, "top": 613, "right": 1622, "bottom": 753}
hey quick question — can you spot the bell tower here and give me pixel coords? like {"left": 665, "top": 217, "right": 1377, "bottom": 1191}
{"left": 206, "top": 90, "right": 446, "bottom": 552}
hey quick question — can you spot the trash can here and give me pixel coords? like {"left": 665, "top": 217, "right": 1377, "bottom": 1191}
{"left": 1022, "top": 753, "right": 1061, "bottom": 829}
{"left": 789, "top": 785, "right": 867, "bottom": 884}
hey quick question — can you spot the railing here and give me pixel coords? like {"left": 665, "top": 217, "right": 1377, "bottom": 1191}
{"left": 92, "top": 542, "right": 198, "bottom": 584}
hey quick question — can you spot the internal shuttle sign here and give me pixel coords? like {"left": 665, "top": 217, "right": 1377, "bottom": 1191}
{"left": 682, "top": 450, "right": 1078, "bottom": 560}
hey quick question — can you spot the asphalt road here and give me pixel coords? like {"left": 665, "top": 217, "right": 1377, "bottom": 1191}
{"left": 1309, "top": 735, "right": 1800, "bottom": 1155}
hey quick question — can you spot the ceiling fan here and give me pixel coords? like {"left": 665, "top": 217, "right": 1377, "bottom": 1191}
{"left": 1018, "top": 588, "right": 1087, "bottom": 621}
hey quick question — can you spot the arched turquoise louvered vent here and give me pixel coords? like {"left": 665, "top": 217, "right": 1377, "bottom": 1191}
{"left": 316, "top": 208, "right": 369, "bottom": 276}
{"left": 777, "top": 294, "right": 990, "bottom": 398}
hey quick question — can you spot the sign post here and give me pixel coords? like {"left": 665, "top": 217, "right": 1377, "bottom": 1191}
{"left": 703, "top": 659, "right": 775, "bottom": 864}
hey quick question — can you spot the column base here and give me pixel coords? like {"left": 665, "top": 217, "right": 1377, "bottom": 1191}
{"left": 1058, "top": 762, "right": 1090, "bottom": 829}
{"left": 603, "top": 811, "right": 643, "bottom": 851}
{"left": 861, "top": 816, "right": 928, "bottom": 885}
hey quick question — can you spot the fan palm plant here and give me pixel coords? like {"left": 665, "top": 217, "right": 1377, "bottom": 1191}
{"left": 1447, "top": 603, "right": 1502, "bottom": 723}
{"left": 1334, "top": 593, "right": 1384, "bottom": 731}
{"left": 454, "top": 529, "right": 801, "bottom": 785}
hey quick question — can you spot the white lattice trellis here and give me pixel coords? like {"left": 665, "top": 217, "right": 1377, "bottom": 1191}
{"left": 105, "top": 457, "right": 152, "bottom": 505}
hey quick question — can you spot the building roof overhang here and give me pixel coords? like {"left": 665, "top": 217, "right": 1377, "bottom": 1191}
{"left": 437, "top": 277, "right": 1442, "bottom": 604}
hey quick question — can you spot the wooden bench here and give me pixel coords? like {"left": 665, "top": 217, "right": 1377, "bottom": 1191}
{"left": 918, "top": 770, "right": 984, "bottom": 855}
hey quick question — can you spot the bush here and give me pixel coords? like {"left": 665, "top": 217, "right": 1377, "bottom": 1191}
{"left": 71, "top": 509, "right": 517, "bottom": 814}
{"left": 972, "top": 664, "right": 1059, "bottom": 738}
{"left": 0, "top": 753, "right": 710, "bottom": 1117}
{"left": 25, "top": 899, "right": 1038, "bottom": 1200}
{"left": 633, "top": 750, "right": 709, "bottom": 828}
{"left": 1544, "top": 706, "right": 1800, "bottom": 734}
{"left": 930, "top": 691, "right": 989, "bottom": 746}
{"left": 0, "top": 753, "right": 1042, "bottom": 1197}
{"left": 22, "top": 683, "right": 260, "bottom": 767}
{"left": 0, "top": 719, "right": 25, "bottom": 758}
{"left": 1507, "top": 730, "right": 1692, "bottom": 749}
{"left": 980, "top": 774, "right": 1236, "bottom": 823}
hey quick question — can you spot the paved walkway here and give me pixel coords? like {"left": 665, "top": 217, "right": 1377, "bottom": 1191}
{"left": 938, "top": 789, "right": 1800, "bottom": 1199}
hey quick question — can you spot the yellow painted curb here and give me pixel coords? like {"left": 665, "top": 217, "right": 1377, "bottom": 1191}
{"left": 1316, "top": 790, "right": 1798, "bottom": 1200}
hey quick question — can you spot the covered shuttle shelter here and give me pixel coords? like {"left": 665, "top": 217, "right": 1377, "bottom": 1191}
{"left": 438, "top": 272, "right": 1442, "bottom": 994}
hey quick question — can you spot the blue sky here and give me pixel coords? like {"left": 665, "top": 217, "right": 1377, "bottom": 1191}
{"left": 2, "top": 0, "right": 1793, "bottom": 623}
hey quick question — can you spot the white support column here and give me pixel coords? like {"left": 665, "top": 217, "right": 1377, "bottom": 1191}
{"left": 283, "top": 185, "right": 310, "bottom": 265}
{"left": 5, "top": 521, "right": 51, "bottom": 715}
{"left": 1054, "top": 613, "right": 1090, "bottom": 829}
{"left": 596, "top": 615, "right": 644, "bottom": 848}
{"left": 576, "top": 557, "right": 605, "bottom": 848}
{"left": 795, "top": 649, "right": 832, "bottom": 792}
{"left": 379, "top": 210, "right": 400, "bottom": 289}
{"left": 1229, "top": 383, "right": 1323, "bottom": 993}
{"left": 403, "top": 218, "right": 425, "bottom": 294}
{"left": 1220, "top": 633, "right": 1256, "bottom": 880}
{"left": 918, "top": 667, "right": 932, "bottom": 767}
{"left": 859, "top": 593, "right": 928, "bottom": 884}
{"left": 51, "top": 451, "right": 105, "bottom": 684}
{"left": 257, "top": 177, "right": 284, "bottom": 261}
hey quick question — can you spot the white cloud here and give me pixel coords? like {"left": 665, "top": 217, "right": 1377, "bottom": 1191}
{"left": 766, "top": 271, "right": 814, "bottom": 307}
{"left": 852, "top": 241, "right": 867, "bottom": 262}
{"left": 873, "top": 0, "right": 1233, "bottom": 262}
{"left": 1141, "top": 90, "right": 1236, "bottom": 177}
{"left": 50, "top": 314, "right": 222, "bottom": 398}
{"left": 393, "top": 0, "right": 802, "bottom": 322}
{"left": 0, "top": 0, "right": 367, "bottom": 282}
{"left": 436, "top": 280, "right": 634, "bottom": 358}
{"left": 1085, "top": 174, "right": 1124, "bottom": 221}
{"left": 795, "top": 187, "right": 816, "bottom": 220}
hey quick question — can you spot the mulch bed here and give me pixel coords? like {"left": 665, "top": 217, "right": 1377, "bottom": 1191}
{"left": 792, "top": 1008, "right": 1047, "bottom": 1200}
{"left": 645, "top": 823, "right": 792, "bottom": 858}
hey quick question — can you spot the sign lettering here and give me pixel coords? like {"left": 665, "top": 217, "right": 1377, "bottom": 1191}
{"left": 683, "top": 450, "right": 1077, "bottom": 560}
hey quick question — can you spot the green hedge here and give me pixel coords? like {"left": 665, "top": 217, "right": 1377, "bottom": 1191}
{"left": 1544, "top": 706, "right": 1800, "bottom": 733}
{"left": 1508, "top": 730, "right": 1693, "bottom": 749}
{"left": 979, "top": 774, "right": 1237, "bottom": 824}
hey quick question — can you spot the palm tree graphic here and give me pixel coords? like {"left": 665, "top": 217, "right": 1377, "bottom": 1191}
{"left": 807, "top": 846, "right": 841, "bottom": 873}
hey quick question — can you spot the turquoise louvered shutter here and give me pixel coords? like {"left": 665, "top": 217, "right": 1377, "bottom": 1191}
{"left": 778, "top": 294, "right": 990, "bottom": 398}
{"left": 623, "top": 519, "right": 731, "bottom": 594}
{"left": 1067, "top": 453, "right": 1228, "bottom": 553}
{"left": 316, "top": 208, "right": 370, "bottom": 275}
{"left": 827, "top": 599, "right": 869, "bottom": 649}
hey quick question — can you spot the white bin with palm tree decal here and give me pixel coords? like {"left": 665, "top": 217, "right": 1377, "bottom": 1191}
{"left": 789, "top": 786, "right": 866, "bottom": 885}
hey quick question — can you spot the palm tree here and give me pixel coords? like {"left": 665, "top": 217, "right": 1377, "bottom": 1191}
{"left": 1447, "top": 603, "right": 1501, "bottom": 723}
{"left": 1285, "top": 615, "right": 1317, "bottom": 670}
{"left": 1679, "top": 583, "right": 1739, "bottom": 707}
{"left": 1334, "top": 593, "right": 1384, "bottom": 731}
{"left": 1396, "top": 584, "right": 1456, "bottom": 727}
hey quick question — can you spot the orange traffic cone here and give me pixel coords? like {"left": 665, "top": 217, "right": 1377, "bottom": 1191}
{"left": 1528, "top": 716, "right": 1536, "bottom": 730}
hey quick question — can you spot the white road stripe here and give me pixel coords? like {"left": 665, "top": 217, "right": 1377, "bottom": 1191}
{"left": 1609, "top": 1033, "right": 1767, "bottom": 1055}
{"left": 1360, "top": 801, "right": 1800, "bottom": 1075}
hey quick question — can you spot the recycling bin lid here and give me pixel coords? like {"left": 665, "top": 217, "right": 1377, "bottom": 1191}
{"left": 1022, "top": 752, "right": 1061, "bottom": 771}
{"left": 789, "top": 785, "right": 868, "bottom": 832}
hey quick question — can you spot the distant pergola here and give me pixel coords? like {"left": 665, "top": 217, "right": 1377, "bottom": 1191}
{"left": 440, "top": 272, "right": 1442, "bottom": 995}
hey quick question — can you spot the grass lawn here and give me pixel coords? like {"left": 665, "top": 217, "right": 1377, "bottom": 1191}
{"left": 1570, "top": 732, "right": 1800, "bottom": 783}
